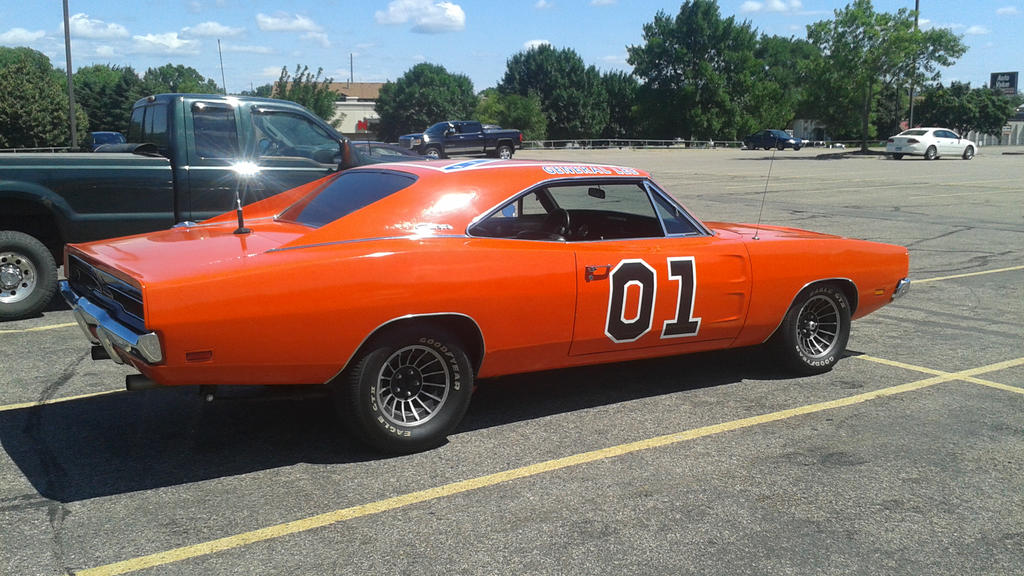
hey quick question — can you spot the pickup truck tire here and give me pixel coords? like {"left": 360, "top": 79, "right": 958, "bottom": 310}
{"left": 495, "top": 144, "right": 514, "bottom": 159}
{"left": 0, "top": 231, "right": 58, "bottom": 321}
{"left": 424, "top": 146, "right": 443, "bottom": 160}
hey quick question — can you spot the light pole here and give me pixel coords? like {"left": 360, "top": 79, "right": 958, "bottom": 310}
{"left": 908, "top": 0, "right": 920, "bottom": 128}
{"left": 62, "top": 0, "right": 77, "bottom": 149}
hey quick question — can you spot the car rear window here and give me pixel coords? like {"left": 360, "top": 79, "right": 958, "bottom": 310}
{"left": 901, "top": 129, "right": 928, "bottom": 136}
{"left": 277, "top": 169, "right": 418, "bottom": 228}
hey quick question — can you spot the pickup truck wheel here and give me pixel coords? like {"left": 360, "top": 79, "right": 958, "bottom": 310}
{"left": 424, "top": 146, "right": 443, "bottom": 160}
{"left": 0, "top": 231, "right": 57, "bottom": 321}
{"left": 770, "top": 284, "right": 851, "bottom": 375}
{"left": 496, "top": 144, "right": 513, "bottom": 159}
{"left": 334, "top": 327, "right": 473, "bottom": 453}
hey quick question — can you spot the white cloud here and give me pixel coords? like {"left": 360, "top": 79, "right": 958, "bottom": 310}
{"left": 181, "top": 21, "right": 244, "bottom": 38}
{"left": 965, "top": 25, "right": 990, "bottom": 34}
{"left": 222, "top": 43, "right": 273, "bottom": 54}
{"left": 259, "top": 65, "right": 286, "bottom": 79}
{"left": 996, "top": 6, "right": 1020, "bottom": 15}
{"left": 0, "top": 27, "right": 46, "bottom": 45}
{"left": 131, "top": 32, "right": 200, "bottom": 55}
{"left": 740, "top": 0, "right": 802, "bottom": 13}
{"left": 94, "top": 45, "right": 117, "bottom": 58}
{"left": 303, "top": 31, "right": 331, "bottom": 48}
{"left": 375, "top": 1, "right": 466, "bottom": 34}
{"left": 524, "top": 39, "right": 551, "bottom": 50}
{"left": 535, "top": 0, "right": 553, "bottom": 8}
{"left": 590, "top": 0, "right": 616, "bottom": 5}
{"left": 67, "top": 13, "right": 129, "bottom": 39}
{"left": 256, "top": 12, "right": 321, "bottom": 33}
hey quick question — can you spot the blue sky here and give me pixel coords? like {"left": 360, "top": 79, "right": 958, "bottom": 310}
{"left": 0, "top": 1, "right": 1019, "bottom": 94}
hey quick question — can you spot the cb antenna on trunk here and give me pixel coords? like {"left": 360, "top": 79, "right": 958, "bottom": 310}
{"left": 752, "top": 149, "right": 776, "bottom": 241}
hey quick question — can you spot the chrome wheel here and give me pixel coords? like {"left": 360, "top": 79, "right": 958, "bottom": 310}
{"left": 0, "top": 249, "right": 38, "bottom": 304}
{"left": 376, "top": 344, "right": 452, "bottom": 427}
{"left": 796, "top": 295, "right": 841, "bottom": 358}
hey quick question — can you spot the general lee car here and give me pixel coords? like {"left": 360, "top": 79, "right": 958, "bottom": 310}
{"left": 61, "top": 159, "right": 910, "bottom": 452}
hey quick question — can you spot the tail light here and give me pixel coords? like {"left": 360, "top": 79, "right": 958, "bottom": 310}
{"left": 887, "top": 138, "right": 894, "bottom": 143}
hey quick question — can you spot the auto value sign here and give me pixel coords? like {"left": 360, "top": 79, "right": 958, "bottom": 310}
{"left": 990, "top": 71, "right": 1018, "bottom": 96}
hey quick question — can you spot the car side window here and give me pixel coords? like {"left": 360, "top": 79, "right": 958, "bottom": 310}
{"left": 470, "top": 181, "right": 669, "bottom": 241}
{"left": 252, "top": 111, "right": 338, "bottom": 165}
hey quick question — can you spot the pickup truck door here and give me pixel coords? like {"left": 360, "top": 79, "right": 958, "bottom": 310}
{"left": 450, "top": 122, "right": 484, "bottom": 154}
{"left": 183, "top": 102, "right": 339, "bottom": 222}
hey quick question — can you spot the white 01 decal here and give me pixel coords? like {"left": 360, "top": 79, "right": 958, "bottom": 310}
{"left": 604, "top": 257, "right": 701, "bottom": 344}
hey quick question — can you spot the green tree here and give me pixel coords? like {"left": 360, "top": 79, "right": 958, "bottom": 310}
{"left": 916, "top": 82, "right": 1021, "bottom": 137}
{"left": 804, "top": 0, "right": 966, "bottom": 148}
{"left": 375, "top": 63, "right": 477, "bottom": 141}
{"left": 241, "top": 83, "right": 274, "bottom": 98}
{"left": 272, "top": 65, "right": 340, "bottom": 126}
{"left": 627, "top": 0, "right": 765, "bottom": 141}
{"left": 750, "top": 35, "right": 820, "bottom": 134}
{"left": 499, "top": 45, "right": 607, "bottom": 140}
{"left": 141, "top": 63, "right": 220, "bottom": 95}
{"left": 475, "top": 88, "right": 547, "bottom": 140}
{"left": 0, "top": 47, "right": 87, "bottom": 148}
{"left": 601, "top": 71, "right": 638, "bottom": 139}
{"left": 73, "top": 64, "right": 144, "bottom": 133}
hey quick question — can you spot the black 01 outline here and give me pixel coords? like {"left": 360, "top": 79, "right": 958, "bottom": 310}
{"left": 603, "top": 257, "right": 702, "bottom": 345}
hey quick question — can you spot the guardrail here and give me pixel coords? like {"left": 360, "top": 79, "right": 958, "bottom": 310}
{"left": 521, "top": 139, "right": 868, "bottom": 150}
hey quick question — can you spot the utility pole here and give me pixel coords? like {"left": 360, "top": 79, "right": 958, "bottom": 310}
{"left": 908, "top": 0, "right": 920, "bottom": 128}
{"left": 218, "top": 39, "right": 227, "bottom": 95}
{"left": 62, "top": 0, "right": 77, "bottom": 149}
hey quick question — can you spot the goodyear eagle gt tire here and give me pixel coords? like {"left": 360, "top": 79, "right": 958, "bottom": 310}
{"left": 772, "top": 284, "right": 851, "bottom": 375}
{"left": 0, "top": 231, "right": 57, "bottom": 321}
{"left": 335, "top": 327, "right": 473, "bottom": 453}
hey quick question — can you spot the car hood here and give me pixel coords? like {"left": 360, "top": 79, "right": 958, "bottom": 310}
{"left": 68, "top": 217, "right": 311, "bottom": 285}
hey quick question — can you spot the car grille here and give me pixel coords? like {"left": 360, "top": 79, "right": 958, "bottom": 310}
{"left": 66, "top": 255, "right": 146, "bottom": 333}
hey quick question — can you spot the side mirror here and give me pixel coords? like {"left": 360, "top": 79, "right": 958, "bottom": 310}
{"left": 588, "top": 187, "right": 606, "bottom": 199}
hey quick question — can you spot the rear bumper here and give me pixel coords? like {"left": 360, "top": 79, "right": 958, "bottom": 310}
{"left": 60, "top": 281, "right": 163, "bottom": 365}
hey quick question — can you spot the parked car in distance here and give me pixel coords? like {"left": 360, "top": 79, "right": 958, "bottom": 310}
{"left": 86, "top": 131, "right": 126, "bottom": 150}
{"left": 350, "top": 140, "right": 421, "bottom": 161}
{"left": 743, "top": 129, "right": 803, "bottom": 151}
{"left": 61, "top": 159, "right": 909, "bottom": 453}
{"left": 399, "top": 121, "right": 522, "bottom": 159}
{"left": 885, "top": 128, "right": 976, "bottom": 160}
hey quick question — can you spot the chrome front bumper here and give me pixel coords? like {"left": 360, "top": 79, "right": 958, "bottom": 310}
{"left": 60, "top": 281, "right": 163, "bottom": 365}
{"left": 893, "top": 277, "right": 911, "bottom": 300}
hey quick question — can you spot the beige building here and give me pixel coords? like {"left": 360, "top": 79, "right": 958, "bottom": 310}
{"left": 326, "top": 82, "right": 384, "bottom": 137}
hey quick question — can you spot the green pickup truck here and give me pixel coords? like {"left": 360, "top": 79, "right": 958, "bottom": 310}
{"left": 0, "top": 93, "right": 372, "bottom": 320}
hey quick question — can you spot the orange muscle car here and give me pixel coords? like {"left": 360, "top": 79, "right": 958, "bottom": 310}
{"left": 61, "top": 159, "right": 910, "bottom": 452}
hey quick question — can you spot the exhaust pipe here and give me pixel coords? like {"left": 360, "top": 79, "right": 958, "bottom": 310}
{"left": 125, "top": 374, "right": 160, "bottom": 391}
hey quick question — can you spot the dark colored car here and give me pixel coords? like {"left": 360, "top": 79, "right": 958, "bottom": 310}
{"left": 350, "top": 140, "right": 421, "bottom": 161}
{"left": 743, "top": 129, "right": 803, "bottom": 151}
{"left": 86, "top": 131, "right": 126, "bottom": 150}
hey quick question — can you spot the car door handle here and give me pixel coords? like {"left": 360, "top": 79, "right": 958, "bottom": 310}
{"left": 585, "top": 265, "right": 612, "bottom": 282}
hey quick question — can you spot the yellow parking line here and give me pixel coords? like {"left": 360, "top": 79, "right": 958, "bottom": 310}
{"left": 75, "top": 371, "right": 957, "bottom": 576}
{"left": 914, "top": 265, "right": 1024, "bottom": 284}
{"left": 856, "top": 355, "right": 1024, "bottom": 392}
{"left": 0, "top": 322, "right": 77, "bottom": 335}
{"left": 0, "top": 390, "right": 123, "bottom": 412}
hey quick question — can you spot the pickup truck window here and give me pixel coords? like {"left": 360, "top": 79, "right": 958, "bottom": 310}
{"left": 127, "top": 103, "right": 170, "bottom": 155}
{"left": 192, "top": 103, "right": 239, "bottom": 159}
{"left": 458, "top": 122, "right": 482, "bottom": 134}
{"left": 253, "top": 111, "right": 338, "bottom": 165}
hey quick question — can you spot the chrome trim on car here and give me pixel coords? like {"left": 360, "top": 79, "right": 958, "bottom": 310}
{"left": 60, "top": 281, "right": 163, "bottom": 365}
{"left": 893, "top": 277, "right": 910, "bottom": 299}
{"left": 267, "top": 235, "right": 469, "bottom": 253}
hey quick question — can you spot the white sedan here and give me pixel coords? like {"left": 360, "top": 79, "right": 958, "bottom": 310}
{"left": 886, "top": 128, "right": 976, "bottom": 160}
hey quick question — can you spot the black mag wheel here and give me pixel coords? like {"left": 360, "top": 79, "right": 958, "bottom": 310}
{"left": 891, "top": 153, "right": 904, "bottom": 160}
{"left": 335, "top": 327, "right": 473, "bottom": 453}
{"left": 0, "top": 231, "right": 57, "bottom": 321}
{"left": 772, "top": 284, "right": 851, "bottom": 375}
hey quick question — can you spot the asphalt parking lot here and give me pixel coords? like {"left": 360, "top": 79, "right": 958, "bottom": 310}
{"left": 2, "top": 146, "right": 1021, "bottom": 575}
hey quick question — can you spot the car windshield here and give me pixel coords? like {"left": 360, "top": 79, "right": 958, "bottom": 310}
{"left": 277, "top": 169, "right": 418, "bottom": 228}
